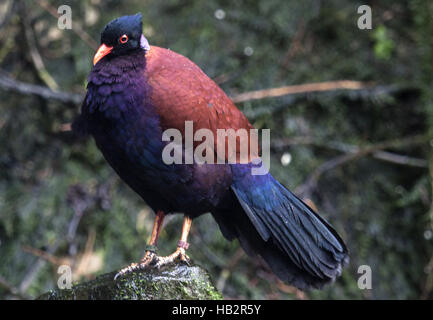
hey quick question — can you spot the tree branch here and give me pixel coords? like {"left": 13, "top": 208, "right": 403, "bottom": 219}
{"left": 20, "top": 0, "right": 59, "bottom": 90}
{"left": 272, "top": 136, "right": 429, "bottom": 168}
{"left": 230, "top": 80, "right": 371, "bottom": 103}
{"left": 0, "top": 275, "right": 31, "bottom": 300}
{"left": 0, "top": 70, "right": 83, "bottom": 104}
{"left": 294, "top": 135, "right": 429, "bottom": 196}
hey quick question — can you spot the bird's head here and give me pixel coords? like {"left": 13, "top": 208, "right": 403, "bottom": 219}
{"left": 93, "top": 13, "right": 150, "bottom": 65}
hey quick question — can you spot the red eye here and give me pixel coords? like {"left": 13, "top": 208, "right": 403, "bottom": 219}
{"left": 119, "top": 34, "right": 128, "bottom": 44}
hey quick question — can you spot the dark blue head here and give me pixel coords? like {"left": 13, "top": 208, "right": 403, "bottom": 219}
{"left": 94, "top": 13, "right": 150, "bottom": 65}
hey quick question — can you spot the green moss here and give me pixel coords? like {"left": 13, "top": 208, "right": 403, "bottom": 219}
{"left": 37, "top": 262, "right": 221, "bottom": 300}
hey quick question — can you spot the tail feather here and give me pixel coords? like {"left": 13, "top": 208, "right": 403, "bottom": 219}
{"left": 214, "top": 164, "right": 349, "bottom": 290}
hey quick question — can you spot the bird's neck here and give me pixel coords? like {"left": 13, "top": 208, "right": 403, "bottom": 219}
{"left": 84, "top": 50, "right": 162, "bottom": 140}
{"left": 90, "top": 49, "right": 147, "bottom": 77}
{"left": 85, "top": 50, "right": 152, "bottom": 116}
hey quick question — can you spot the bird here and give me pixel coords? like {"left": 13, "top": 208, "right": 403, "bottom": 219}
{"left": 73, "top": 13, "right": 349, "bottom": 290}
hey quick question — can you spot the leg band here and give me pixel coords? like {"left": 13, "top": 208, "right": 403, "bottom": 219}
{"left": 177, "top": 240, "right": 189, "bottom": 250}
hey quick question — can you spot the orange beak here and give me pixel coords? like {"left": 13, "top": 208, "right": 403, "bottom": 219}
{"left": 93, "top": 44, "right": 113, "bottom": 65}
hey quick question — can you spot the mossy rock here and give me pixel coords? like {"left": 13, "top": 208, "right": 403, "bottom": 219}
{"left": 38, "top": 262, "right": 222, "bottom": 300}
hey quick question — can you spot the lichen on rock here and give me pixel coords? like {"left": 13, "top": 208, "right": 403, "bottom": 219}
{"left": 38, "top": 262, "right": 222, "bottom": 300}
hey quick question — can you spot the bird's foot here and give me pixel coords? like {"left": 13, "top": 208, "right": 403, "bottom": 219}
{"left": 113, "top": 247, "right": 157, "bottom": 280}
{"left": 154, "top": 246, "right": 190, "bottom": 269}
{"left": 113, "top": 242, "right": 190, "bottom": 280}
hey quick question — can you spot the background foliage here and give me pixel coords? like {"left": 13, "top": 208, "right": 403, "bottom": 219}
{"left": 0, "top": 0, "right": 432, "bottom": 299}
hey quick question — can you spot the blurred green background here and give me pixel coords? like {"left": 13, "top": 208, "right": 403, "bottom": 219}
{"left": 0, "top": 0, "right": 432, "bottom": 300}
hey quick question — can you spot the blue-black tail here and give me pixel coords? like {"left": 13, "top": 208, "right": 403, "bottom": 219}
{"left": 213, "top": 164, "right": 349, "bottom": 290}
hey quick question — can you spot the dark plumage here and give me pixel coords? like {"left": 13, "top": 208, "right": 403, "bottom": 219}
{"left": 73, "top": 13, "right": 348, "bottom": 289}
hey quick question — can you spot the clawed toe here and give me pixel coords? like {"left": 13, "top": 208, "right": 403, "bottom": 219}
{"left": 113, "top": 247, "right": 192, "bottom": 280}
{"left": 114, "top": 215, "right": 192, "bottom": 280}
{"left": 179, "top": 252, "right": 191, "bottom": 265}
{"left": 154, "top": 248, "right": 190, "bottom": 269}
{"left": 114, "top": 250, "right": 157, "bottom": 280}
